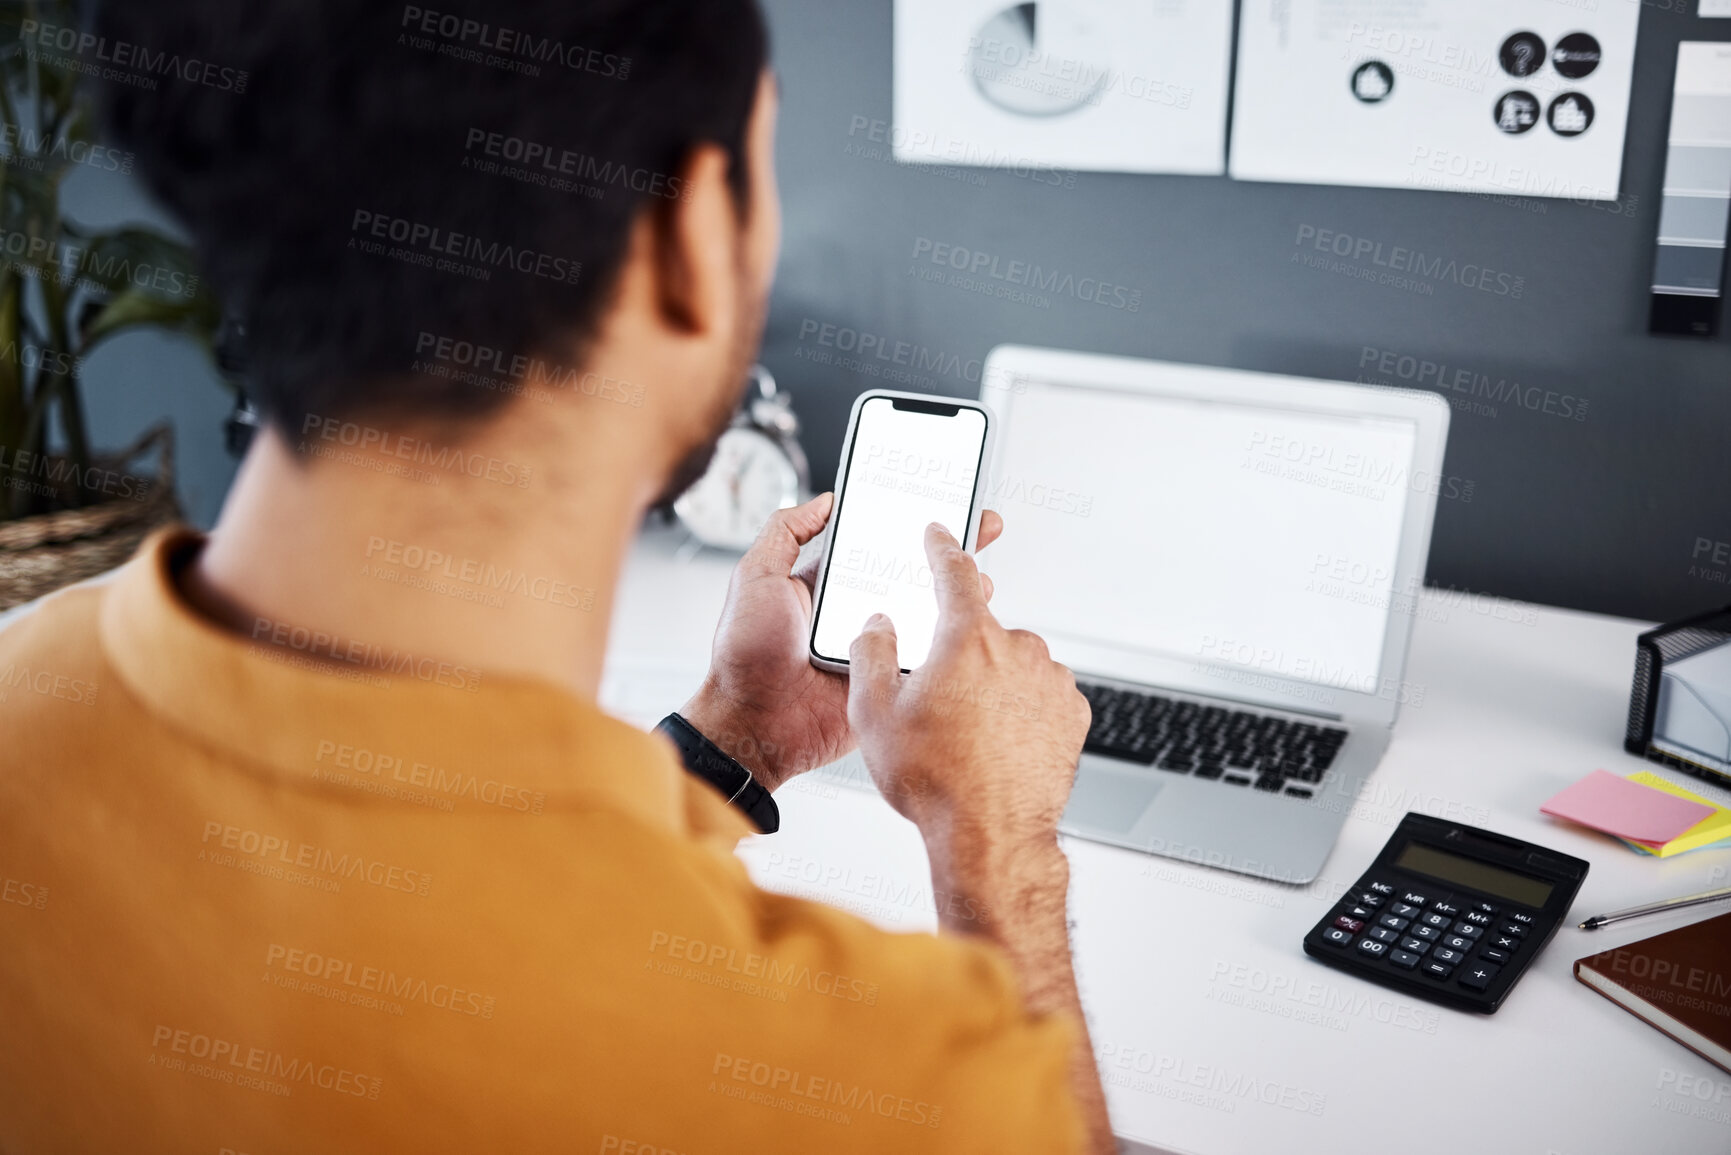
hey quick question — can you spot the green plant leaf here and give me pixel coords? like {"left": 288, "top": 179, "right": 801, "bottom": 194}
{"left": 80, "top": 285, "right": 219, "bottom": 351}
{"left": 66, "top": 225, "right": 206, "bottom": 301}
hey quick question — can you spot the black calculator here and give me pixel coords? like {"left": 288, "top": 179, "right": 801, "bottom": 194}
{"left": 1302, "top": 813, "right": 1589, "bottom": 1013}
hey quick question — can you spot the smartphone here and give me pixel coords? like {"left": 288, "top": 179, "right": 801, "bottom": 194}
{"left": 808, "top": 390, "right": 992, "bottom": 674}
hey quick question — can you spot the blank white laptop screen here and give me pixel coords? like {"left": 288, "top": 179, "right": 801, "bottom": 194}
{"left": 982, "top": 379, "right": 1418, "bottom": 694}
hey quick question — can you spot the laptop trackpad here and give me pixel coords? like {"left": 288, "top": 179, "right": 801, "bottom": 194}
{"left": 1064, "top": 769, "right": 1163, "bottom": 836}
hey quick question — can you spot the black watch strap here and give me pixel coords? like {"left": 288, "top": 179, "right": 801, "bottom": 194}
{"left": 655, "top": 712, "right": 780, "bottom": 834}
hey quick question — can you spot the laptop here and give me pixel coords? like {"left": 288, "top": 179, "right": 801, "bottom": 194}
{"left": 975, "top": 346, "right": 1450, "bottom": 885}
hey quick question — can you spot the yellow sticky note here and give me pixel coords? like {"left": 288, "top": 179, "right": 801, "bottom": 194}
{"left": 1625, "top": 771, "right": 1731, "bottom": 857}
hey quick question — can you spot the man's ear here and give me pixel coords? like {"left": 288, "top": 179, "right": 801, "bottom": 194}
{"left": 648, "top": 142, "right": 739, "bottom": 336}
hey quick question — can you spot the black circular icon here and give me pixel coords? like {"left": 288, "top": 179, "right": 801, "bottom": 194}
{"left": 1351, "top": 60, "right": 1394, "bottom": 104}
{"left": 1552, "top": 33, "right": 1602, "bottom": 80}
{"left": 1548, "top": 92, "right": 1594, "bottom": 137}
{"left": 1499, "top": 32, "right": 1546, "bottom": 79}
{"left": 1493, "top": 91, "right": 1540, "bottom": 135}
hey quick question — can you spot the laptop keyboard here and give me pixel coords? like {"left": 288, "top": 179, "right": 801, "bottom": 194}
{"left": 1077, "top": 682, "right": 1347, "bottom": 799}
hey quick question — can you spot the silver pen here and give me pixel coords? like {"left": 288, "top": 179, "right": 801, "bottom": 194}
{"left": 1578, "top": 884, "right": 1731, "bottom": 930}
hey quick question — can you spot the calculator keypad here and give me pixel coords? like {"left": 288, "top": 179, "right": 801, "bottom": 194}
{"left": 1311, "top": 875, "right": 1546, "bottom": 1005}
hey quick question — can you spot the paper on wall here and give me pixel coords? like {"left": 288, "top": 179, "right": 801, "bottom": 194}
{"left": 892, "top": 0, "right": 1234, "bottom": 176}
{"left": 1230, "top": 0, "right": 1641, "bottom": 200}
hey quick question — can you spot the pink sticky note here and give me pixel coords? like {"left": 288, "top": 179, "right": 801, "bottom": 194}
{"left": 1540, "top": 770, "right": 1717, "bottom": 843}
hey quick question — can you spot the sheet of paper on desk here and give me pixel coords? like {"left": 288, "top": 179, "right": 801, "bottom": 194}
{"left": 892, "top": 0, "right": 1234, "bottom": 175}
{"left": 1231, "top": 0, "right": 1639, "bottom": 198}
{"left": 1540, "top": 769, "right": 1717, "bottom": 844}
{"left": 598, "top": 661, "right": 708, "bottom": 729}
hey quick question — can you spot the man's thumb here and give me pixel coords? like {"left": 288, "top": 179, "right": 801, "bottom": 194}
{"left": 747, "top": 493, "right": 833, "bottom": 572}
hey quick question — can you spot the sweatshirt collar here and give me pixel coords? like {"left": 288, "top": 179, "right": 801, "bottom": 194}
{"left": 99, "top": 529, "right": 751, "bottom": 840}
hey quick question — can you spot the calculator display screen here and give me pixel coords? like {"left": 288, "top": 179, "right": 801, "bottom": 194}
{"left": 1394, "top": 842, "right": 1554, "bottom": 908}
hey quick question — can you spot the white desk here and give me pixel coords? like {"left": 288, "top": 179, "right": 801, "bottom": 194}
{"left": 603, "top": 522, "right": 1731, "bottom": 1155}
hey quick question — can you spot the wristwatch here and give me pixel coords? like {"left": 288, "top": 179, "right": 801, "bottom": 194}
{"left": 655, "top": 712, "right": 780, "bottom": 834}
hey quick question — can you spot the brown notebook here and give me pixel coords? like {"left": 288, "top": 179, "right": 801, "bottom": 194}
{"left": 1575, "top": 910, "right": 1731, "bottom": 1075}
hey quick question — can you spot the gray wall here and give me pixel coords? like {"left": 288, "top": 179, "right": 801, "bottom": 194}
{"left": 756, "top": 0, "right": 1731, "bottom": 624}
{"left": 63, "top": 160, "right": 237, "bottom": 529}
{"left": 74, "top": 2, "right": 1729, "bottom": 623}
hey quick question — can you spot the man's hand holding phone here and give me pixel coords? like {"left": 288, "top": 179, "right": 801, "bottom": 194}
{"left": 680, "top": 497, "right": 1004, "bottom": 793}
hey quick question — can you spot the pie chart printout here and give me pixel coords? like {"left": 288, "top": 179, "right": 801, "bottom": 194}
{"left": 967, "top": 2, "right": 1111, "bottom": 118}
{"left": 893, "top": 0, "right": 1235, "bottom": 175}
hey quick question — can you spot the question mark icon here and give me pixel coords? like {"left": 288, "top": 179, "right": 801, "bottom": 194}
{"left": 1503, "top": 33, "right": 1543, "bottom": 78}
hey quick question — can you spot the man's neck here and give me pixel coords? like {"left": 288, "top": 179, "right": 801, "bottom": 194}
{"left": 184, "top": 401, "right": 667, "bottom": 702}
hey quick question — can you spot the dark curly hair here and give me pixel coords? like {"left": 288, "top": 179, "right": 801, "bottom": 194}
{"left": 92, "top": 0, "right": 769, "bottom": 436}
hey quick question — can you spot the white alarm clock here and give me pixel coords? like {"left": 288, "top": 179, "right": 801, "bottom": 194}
{"left": 672, "top": 365, "right": 809, "bottom": 551}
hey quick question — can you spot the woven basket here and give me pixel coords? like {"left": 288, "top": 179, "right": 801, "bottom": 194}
{"left": 0, "top": 424, "right": 182, "bottom": 610}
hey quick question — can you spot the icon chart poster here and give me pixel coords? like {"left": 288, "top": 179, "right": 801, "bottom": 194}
{"left": 1229, "top": 0, "right": 1640, "bottom": 199}
{"left": 892, "top": 0, "right": 1235, "bottom": 175}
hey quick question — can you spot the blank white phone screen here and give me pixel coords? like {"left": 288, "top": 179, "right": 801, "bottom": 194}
{"left": 812, "top": 398, "right": 988, "bottom": 671}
